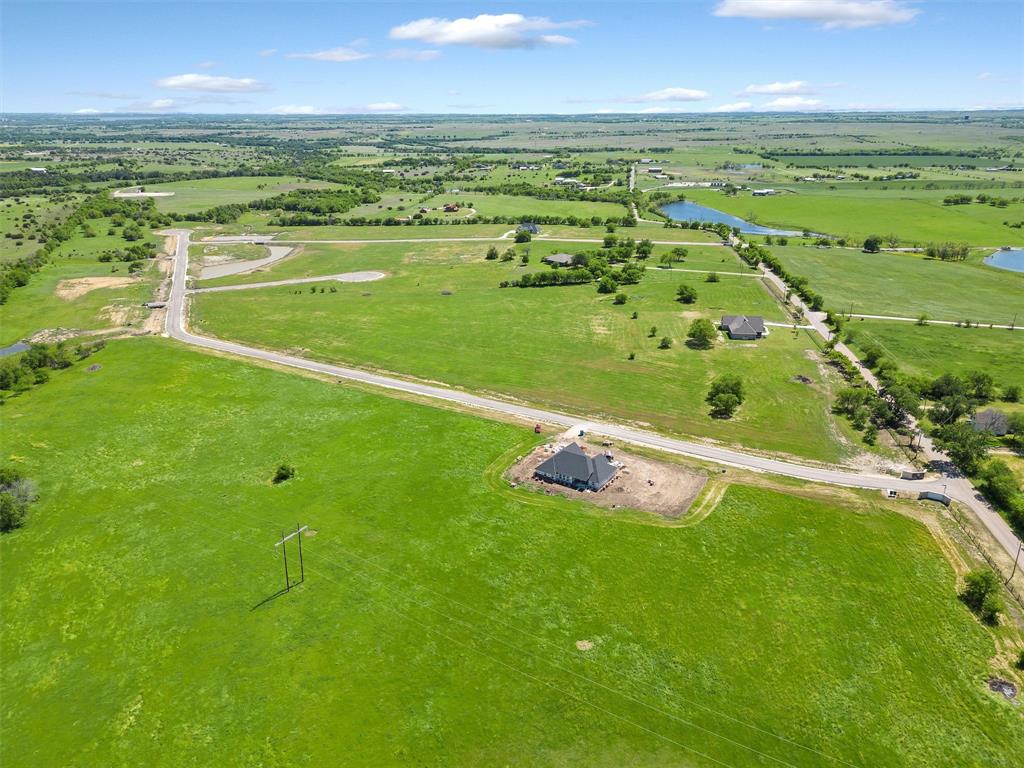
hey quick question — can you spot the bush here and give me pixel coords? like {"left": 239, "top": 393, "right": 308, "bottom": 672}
{"left": 597, "top": 275, "right": 618, "bottom": 294}
{"left": 676, "top": 284, "right": 698, "bottom": 304}
{"left": 658, "top": 336, "right": 673, "bottom": 349}
{"left": 514, "top": 231, "right": 532, "bottom": 243}
{"left": 705, "top": 272, "right": 719, "bottom": 283}
{"left": 0, "top": 466, "right": 37, "bottom": 533}
{"left": 863, "top": 235, "right": 882, "bottom": 253}
{"left": 273, "top": 464, "right": 296, "bottom": 484}
{"left": 613, "top": 293, "right": 628, "bottom": 305}
{"left": 960, "top": 569, "right": 1003, "bottom": 625}
{"left": 485, "top": 245, "right": 499, "bottom": 260}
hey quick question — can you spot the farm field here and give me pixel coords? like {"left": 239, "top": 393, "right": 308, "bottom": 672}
{"left": 769, "top": 245, "right": 1024, "bottom": 324}
{"left": 683, "top": 187, "right": 1024, "bottom": 245}
{"left": 845, "top": 320, "right": 1024, "bottom": 390}
{"left": 417, "top": 192, "right": 629, "bottom": 220}
{"left": 136, "top": 176, "right": 338, "bottom": 215}
{"left": 2, "top": 338, "right": 1021, "bottom": 767}
{"left": 200, "top": 220, "right": 515, "bottom": 240}
{"left": 191, "top": 241, "right": 853, "bottom": 463}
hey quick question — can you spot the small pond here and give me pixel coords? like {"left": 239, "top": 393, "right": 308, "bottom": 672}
{"left": 0, "top": 342, "right": 29, "bottom": 358}
{"left": 984, "top": 249, "right": 1024, "bottom": 273}
{"left": 660, "top": 200, "right": 802, "bottom": 236}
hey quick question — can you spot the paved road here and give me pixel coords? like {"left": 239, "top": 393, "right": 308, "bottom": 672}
{"left": 163, "top": 229, "right": 1022, "bottom": 561}
{"left": 208, "top": 235, "right": 723, "bottom": 248}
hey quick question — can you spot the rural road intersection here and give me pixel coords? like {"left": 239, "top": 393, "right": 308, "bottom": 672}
{"left": 162, "top": 229, "right": 1022, "bottom": 563}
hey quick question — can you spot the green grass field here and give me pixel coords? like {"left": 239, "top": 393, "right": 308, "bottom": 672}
{"left": 417, "top": 192, "right": 629, "bottom": 221}
{"left": 682, "top": 187, "right": 1023, "bottom": 245}
{"left": 190, "top": 240, "right": 853, "bottom": 463}
{"left": 769, "top": 245, "right": 1024, "bottom": 324}
{"left": 845, "top": 320, "right": 1024, "bottom": 389}
{"left": 136, "top": 176, "right": 338, "bottom": 215}
{"left": 0, "top": 194, "right": 81, "bottom": 264}
{"left": 2, "top": 338, "right": 1021, "bottom": 767}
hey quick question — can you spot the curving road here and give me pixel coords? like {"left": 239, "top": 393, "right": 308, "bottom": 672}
{"left": 162, "top": 229, "right": 1022, "bottom": 562}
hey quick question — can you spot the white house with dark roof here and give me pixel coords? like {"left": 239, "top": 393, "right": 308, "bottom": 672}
{"left": 543, "top": 253, "right": 575, "bottom": 267}
{"left": 720, "top": 315, "right": 766, "bottom": 340}
{"left": 535, "top": 443, "right": 616, "bottom": 491}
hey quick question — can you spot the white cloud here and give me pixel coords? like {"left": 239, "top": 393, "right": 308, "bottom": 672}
{"left": 638, "top": 106, "right": 700, "bottom": 114}
{"left": 365, "top": 102, "right": 406, "bottom": 112}
{"left": 386, "top": 48, "right": 442, "bottom": 61}
{"left": 287, "top": 47, "right": 370, "bottom": 62}
{"left": 123, "top": 98, "right": 180, "bottom": 112}
{"left": 742, "top": 80, "right": 814, "bottom": 95}
{"left": 67, "top": 89, "right": 137, "bottom": 100}
{"left": 762, "top": 96, "right": 824, "bottom": 109}
{"left": 622, "top": 87, "right": 709, "bottom": 103}
{"left": 714, "top": 0, "right": 919, "bottom": 29}
{"left": 72, "top": 108, "right": 101, "bottom": 114}
{"left": 269, "top": 105, "right": 322, "bottom": 115}
{"left": 711, "top": 101, "right": 754, "bottom": 112}
{"left": 390, "top": 13, "right": 589, "bottom": 49}
{"left": 156, "top": 73, "right": 267, "bottom": 92}
{"left": 259, "top": 48, "right": 277, "bottom": 57}
{"left": 977, "top": 72, "right": 993, "bottom": 80}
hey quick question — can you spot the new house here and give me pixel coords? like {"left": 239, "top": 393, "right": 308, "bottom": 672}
{"left": 535, "top": 443, "right": 616, "bottom": 491}
{"left": 518, "top": 222, "right": 540, "bottom": 234}
{"left": 752, "top": 188, "right": 776, "bottom": 196}
{"left": 720, "top": 315, "right": 766, "bottom": 340}
{"left": 543, "top": 253, "right": 574, "bottom": 266}
{"left": 971, "top": 408, "right": 1010, "bottom": 436}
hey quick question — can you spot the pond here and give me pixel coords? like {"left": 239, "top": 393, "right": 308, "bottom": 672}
{"left": 659, "top": 200, "right": 803, "bottom": 236}
{"left": 0, "top": 342, "right": 29, "bottom": 358}
{"left": 984, "top": 249, "right": 1024, "bottom": 273}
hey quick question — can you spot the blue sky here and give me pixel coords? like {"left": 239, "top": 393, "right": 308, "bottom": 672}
{"left": 2, "top": 1, "right": 1022, "bottom": 114}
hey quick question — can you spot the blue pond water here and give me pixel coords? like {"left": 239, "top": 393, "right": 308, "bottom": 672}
{"left": 660, "top": 200, "right": 802, "bottom": 236}
{"left": 0, "top": 342, "right": 30, "bottom": 358}
{"left": 984, "top": 249, "right": 1024, "bottom": 273}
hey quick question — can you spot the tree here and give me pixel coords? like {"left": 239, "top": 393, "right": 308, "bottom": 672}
{"left": 660, "top": 247, "right": 687, "bottom": 268}
{"left": 705, "top": 272, "right": 719, "bottom": 283}
{"left": 966, "top": 371, "right": 995, "bottom": 404}
{"left": 597, "top": 275, "right": 618, "bottom": 294}
{"left": 649, "top": 325, "right": 657, "bottom": 337}
{"left": 485, "top": 245, "right": 499, "bottom": 260}
{"left": 676, "top": 284, "right": 698, "bottom": 304}
{"left": 0, "top": 466, "right": 36, "bottom": 533}
{"left": 708, "top": 373, "right": 745, "bottom": 404}
{"left": 636, "top": 239, "right": 654, "bottom": 259}
{"left": 686, "top": 318, "right": 717, "bottom": 349}
{"left": 273, "top": 463, "right": 296, "bottom": 484}
{"left": 1003, "top": 384, "right": 1021, "bottom": 403}
{"left": 977, "top": 460, "right": 1022, "bottom": 511}
{"left": 613, "top": 293, "right": 628, "bottom": 305}
{"left": 514, "top": 230, "right": 532, "bottom": 243}
{"left": 709, "top": 392, "right": 740, "bottom": 419}
{"left": 960, "top": 569, "right": 1003, "bottom": 625}
{"left": 933, "top": 422, "right": 990, "bottom": 474}
{"left": 658, "top": 336, "right": 673, "bottom": 349}
{"left": 863, "top": 235, "right": 882, "bottom": 253}
{"left": 603, "top": 234, "right": 617, "bottom": 248}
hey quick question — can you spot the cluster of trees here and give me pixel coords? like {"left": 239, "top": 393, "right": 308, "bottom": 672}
{"left": 735, "top": 241, "right": 826, "bottom": 312}
{"left": 0, "top": 339, "right": 105, "bottom": 397}
{"left": 960, "top": 569, "right": 1004, "bottom": 626}
{"left": 945, "top": 193, "right": 1014, "bottom": 208}
{"left": 251, "top": 188, "right": 378, "bottom": 215}
{"left": 0, "top": 466, "right": 37, "bottom": 533}
{"left": 707, "top": 374, "right": 744, "bottom": 419}
{"left": 923, "top": 242, "right": 971, "bottom": 261}
{"left": 499, "top": 246, "right": 645, "bottom": 292}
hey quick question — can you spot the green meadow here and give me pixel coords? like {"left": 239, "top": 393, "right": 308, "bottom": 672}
{"left": 769, "top": 245, "right": 1024, "bottom": 324}
{"left": 845, "top": 320, "right": 1024, "bottom": 389}
{"left": 139, "top": 176, "right": 338, "bottom": 215}
{"left": 683, "top": 187, "right": 1023, "bottom": 245}
{"left": 2, "top": 339, "right": 1021, "bottom": 767}
{"left": 191, "top": 240, "right": 851, "bottom": 463}
{"left": 417, "top": 192, "right": 629, "bottom": 220}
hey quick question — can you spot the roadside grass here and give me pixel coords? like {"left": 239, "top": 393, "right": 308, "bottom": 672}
{"left": 139, "top": 176, "right": 338, "bottom": 215}
{"left": 844, "top": 320, "right": 1024, "bottom": 389}
{"left": 769, "top": 245, "right": 1024, "bottom": 324}
{"left": 682, "top": 187, "right": 1024, "bottom": 245}
{"left": 190, "top": 243, "right": 853, "bottom": 463}
{"left": 0, "top": 219, "right": 164, "bottom": 346}
{"left": 2, "top": 338, "right": 1021, "bottom": 767}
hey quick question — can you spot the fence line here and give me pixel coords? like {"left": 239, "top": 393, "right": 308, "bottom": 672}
{"left": 949, "top": 505, "right": 1024, "bottom": 610}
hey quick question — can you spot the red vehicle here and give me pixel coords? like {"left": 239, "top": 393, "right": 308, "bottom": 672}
{"left": 534, "top": 424, "right": 542, "bottom": 434}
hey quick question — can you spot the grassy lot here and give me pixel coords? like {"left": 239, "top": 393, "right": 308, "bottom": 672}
{"left": 0, "top": 194, "right": 81, "bottom": 264}
{"left": 0, "top": 221, "right": 164, "bottom": 346}
{"left": 196, "top": 219, "right": 516, "bottom": 240}
{"left": 845, "top": 320, "right": 1024, "bottom": 389}
{"left": 769, "top": 245, "right": 1024, "bottom": 324}
{"left": 682, "top": 187, "right": 1024, "bottom": 245}
{"left": 191, "top": 240, "right": 855, "bottom": 463}
{"left": 135, "top": 176, "right": 337, "bottom": 215}
{"left": 2, "top": 338, "right": 1021, "bottom": 767}
{"left": 417, "top": 192, "right": 629, "bottom": 221}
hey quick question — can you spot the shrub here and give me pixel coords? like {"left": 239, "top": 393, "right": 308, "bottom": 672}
{"left": 597, "top": 275, "right": 618, "bottom": 294}
{"left": 485, "top": 245, "right": 499, "bottom": 260}
{"left": 658, "top": 336, "right": 673, "bottom": 349}
{"left": 273, "top": 464, "right": 296, "bottom": 484}
{"left": 0, "top": 466, "right": 37, "bottom": 533}
{"left": 613, "top": 293, "right": 628, "bottom": 305}
{"left": 960, "top": 569, "right": 1003, "bottom": 625}
{"left": 676, "top": 284, "right": 698, "bottom": 304}
{"left": 705, "top": 272, "right": 719, "bottom": 283}
{"left": 863, "top": 235, "right": 882, "bottom": 253}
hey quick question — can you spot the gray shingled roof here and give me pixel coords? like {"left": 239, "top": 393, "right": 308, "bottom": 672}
{"left": 720, "top": 315, "right": 765, "bottom": 337}
{"left": 971, "top": 408, "right": 1010, "bottom": 436}
{"left": 543, "top": 253, "right": 575, "bottom": 266}
{"left": 535, "top": 443, "right": 616, "bottom": 490}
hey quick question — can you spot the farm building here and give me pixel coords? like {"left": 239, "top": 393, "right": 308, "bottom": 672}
{"left": 535, "top": 443, "right": 616, "bottom": 492}
{"left": 543, "top": 253, "right": 575, "bottom": 267}
{"left": 720, "top": 315, "right": 766, "bottom": 340}
{"left": 971, "top": 408, "right": 1010, "bottom": 436}
{"left": 518, "top": 222, "right": 540, "bottom": 234}
{"left": 752, "top": 188, "right": 776, "bottom": 196}
{"left": 443, "top": 202, "right": 460, "bottom": 212}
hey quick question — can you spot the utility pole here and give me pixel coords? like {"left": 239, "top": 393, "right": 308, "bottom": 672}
{"left": 1007, "top": 541, "right": 1023, "bottom": 584}
{"left": 275, "top": 524, "right": 309, "bottom": 592}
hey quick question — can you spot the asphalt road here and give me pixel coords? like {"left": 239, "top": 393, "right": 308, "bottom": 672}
{"left": 163, "top": 229, "right": 1022, "bottom": 561}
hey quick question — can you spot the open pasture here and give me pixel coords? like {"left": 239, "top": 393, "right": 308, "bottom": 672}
{"left": 137, "top": 176, "right": 338, "bottom": 215}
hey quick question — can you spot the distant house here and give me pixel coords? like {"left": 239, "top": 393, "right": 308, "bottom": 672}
{"left": 518, "top": 222, "right": 540, "bottom": 234}
{"left": 647, "top": 167, "right": 663, "bottom": 174}
{"left": 971, "top": 408, "right": 1010, "bottom": 436}
{"left": 639, "top": 158, "right": 654, "bottom": 164}
{"left": 28, "top": 167, "right": 47, "bottom": 174}
{"left": 443, "top": 202, "right": 460, "bottom": 212}
{"left": 720, "top": 315, "right": 766, "bottom": 340}
{"left": 535, "top": 443, "right": 617, "bottom": 491}
{"left": 543, "top": 253, "right": 574, "bottom": 267}
{"left": 752, "top": 188, "right": 776, "bottom": 196}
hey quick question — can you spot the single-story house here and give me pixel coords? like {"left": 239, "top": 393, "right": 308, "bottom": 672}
{"left": 647, "top": 167, "right": 663, "bottom": 174}
{"left": 518, "top": 222, "right": 540, "bottom": 234}
{"left": 720, "top": 315, "right": 766, "bottom": 340}
{"left": 752, "top": 188, "right": 776, "bottom": 196}
{"left": 543, "top": 253, "right": 575, "bottom": 267}
{"left": 443, "top": 202, "right": 460, "bottom": 212}
{"left": 535, "top": 443, "right": 617, "bottom": 491}
{"left": 971, "top": 408, "right": 1010, "bottom": 436}
{"left": 29, "top": 167, "right": 47, "bottom": 174}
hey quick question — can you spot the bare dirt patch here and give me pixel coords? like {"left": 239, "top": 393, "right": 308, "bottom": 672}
{"left": 508, "top": 439, "right": 707, "bottom": 519}
{"left": 55, "top": 277, "right": 140, "bottom": 301}
{"left": 575, "top": 640, "right": 594, "bottom": 651}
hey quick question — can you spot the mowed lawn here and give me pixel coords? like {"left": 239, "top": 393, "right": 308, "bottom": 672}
{"left": 845, "top": 320, "right": 1024, "bottom": 389}
{"left": 683, "top": 187, "right": 1024, "bottom": 245}
{"left": 2, "top": 339, "right": 1021, "bottom": 767}
{"left": 418, "top": 192, "right": 629, "bottom": 221}
{"left": 192, "top": 241, "right": 847, "bottom": 462}
{"left": 770, "top": 245, "right": 1024, "bottom": 324}
{"left": 140, "top": 176, "right": 338, "bottom": 215}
